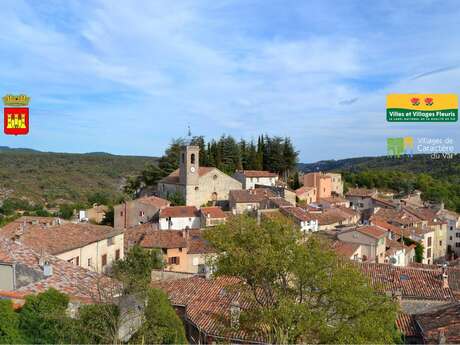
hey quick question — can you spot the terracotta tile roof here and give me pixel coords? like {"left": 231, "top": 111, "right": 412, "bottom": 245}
{"left": 136, "top": 195, "right": 170, "bottom": 208}
{"left": 416, "top": 303, "right": 460, "bottom": 343}
{"left": 346, "top": 188, "right": 376, "bottom": 197}
{"left": 0, "top": 222, "right": 123, "bottom": 255}
{"left": 156, "top": 276, "right": 264, "bottom": 343}
{"left": 374, "top": 208, "right": 421, "bottom": 226}
{"left": 396, "top": 313, "right": 418, "bottom": 337}
{"left": 359, "top": 263, "right": 455, "bottom": 301}
{"left": 236, "top": 170, "right": 278, "bottom": 178}
{"left": 187, "top": 230, "right": 214, "bottom": 255}
{"left": 280, "top": 207, "right": 315, "bottom": 222}
{"left": 131, "top": 227, "right": 214, "bottom": 255}
{"left": 123, "top": 223, "right": 158, "bottom": 250}
{"left": 160, "top": 206, "right": 200, "bottom": 218}
{"left": 159, "top": 167, "right": 216, "bottom": 185}
{"left": 139, "top": 230, "right": 187, "bottom": 249}
{"left": 372, "top": 217, "right": 406, "bottom": 236}
{"left": 371, "top": 196, "right": 397, "bottom": 208}
{"left": 355, "top": 226, "right": 387, "bottom": 239}
{"left": 308, "top": 207, "right": 358, "bottom": 226}
{"left": 268, "top": 197, "right": 293, "bottom": 208}
{"left": 295, "top": 186, "right": 315, "bottom": 196}
{"left": 200, "top": 207, "right": 226, "bottom": 219}
{"left": 0, "top": 237, "right": 117, "bottom": 302}
{"left": 319, "top": 196, "right": 348, "bottom": 204}
{"left": 229, "top": 189, "right": 276, "bottom": 203}
{"left": 331, "top": 240, "right": 361, "bottom": 258}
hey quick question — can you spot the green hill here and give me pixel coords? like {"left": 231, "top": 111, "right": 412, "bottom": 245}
{"left": 0, "top": 147, "right": 157, "bottom": 207}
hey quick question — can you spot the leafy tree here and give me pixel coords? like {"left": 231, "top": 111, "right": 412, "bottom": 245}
{"left": 205, "top": 215, "right": 400, "bottom": 344}
{"left": 75, "top": 304, "right": 120, "bottom": 344}
{"left": 88, "top": 191, "right": 110, "bottom": 206}
{"left": 18, "top": 288, "right": 73, "bottom": 344}
{"left": 158, "top": 138, "right": 187, "bottom": 175}
{"left": 167, "top": 191, "right": 186, "bottom": 206}
{"left": 414, "top": 243, "right": 424, "bottom": 263}
{"left": 0, "top": 300, "right": 24, "bottom": 344}
{"left": 112, "top": 245, "right": 164, "bottom": 293}
{"left": 58, "top": 203, "right": 75, "bottom": 219}
{"left": 100, "top": 206, "right": 114, "bottom": 226}
{"left": 131, "top": 288, "right": 186, "bottom": 344}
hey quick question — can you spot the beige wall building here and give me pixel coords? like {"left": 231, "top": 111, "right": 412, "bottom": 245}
{"left": 326, "top": 173, "right": 344, "bottom": 196}
{"left": 158, "top": 145, "right": 242, "bottom": 207}
{"left": 337, "top": 226, "right": 387, "bottom": 263}
{"left": 114, "top": 196, "right": 170, "bottom": 229}
{"left": 0, "top": 221, "right": 124, "bottom": 273}
{"left": 233, "top": 170, "right": 278, "bottom": 189}
{"left": 301, "top": 172, "right": 332, "bottom": 202}
{"left": 138, "top": 229, "right": 213, "bottom": 274}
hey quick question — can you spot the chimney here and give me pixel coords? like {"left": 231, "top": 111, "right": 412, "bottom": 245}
{"left": 230, "top": 300, "right": 241, "bottom": 329}
{"left": 42, "top": 260, "right": 53, "bottom": 277}
{"left": 441, "top": 264, "right": 449, "bottom": 289}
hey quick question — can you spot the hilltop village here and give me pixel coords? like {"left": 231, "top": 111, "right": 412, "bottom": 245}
{"left": 1, "top": 144, "right": 460, "bottom": 343}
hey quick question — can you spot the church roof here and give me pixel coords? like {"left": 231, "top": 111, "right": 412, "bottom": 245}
{"left": 159, "top": 167, "right": 215, "bottom": 185}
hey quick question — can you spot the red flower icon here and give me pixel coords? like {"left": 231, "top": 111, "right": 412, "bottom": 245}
{"left": 410, "top": 97, "right": 420, "bottom": 106}
{"left": 424, "top": 97, "right": 433, "bottom": 106}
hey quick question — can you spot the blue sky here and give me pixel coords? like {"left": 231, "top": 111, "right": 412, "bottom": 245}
{"left": 0, "top": 0, "right": 459, "bottom": 162}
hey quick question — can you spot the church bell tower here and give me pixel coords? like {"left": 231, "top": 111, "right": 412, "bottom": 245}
{"left": 179, "top": 145, "right": 200, "bottom": 186}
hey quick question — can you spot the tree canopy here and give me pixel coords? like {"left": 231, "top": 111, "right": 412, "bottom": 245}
{"left": 205, "top": 215, "right": 401, "bottom": 344}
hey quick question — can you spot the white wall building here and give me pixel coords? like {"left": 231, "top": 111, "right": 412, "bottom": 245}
{"left": 159, "top": 206, "right": 201, "bottom": 230}
{"left": 233, "top": 170, "right": 278, "bottom": 190}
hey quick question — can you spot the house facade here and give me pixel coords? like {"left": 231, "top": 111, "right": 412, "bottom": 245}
{"left": 0, "top": 221, "right": 124, "bottom": 273}
{"left": 114, "top": 196, "right": 170, "bottom": 229}
{"left": 233, "top": 170, "right": 278, "bottom": 189}
{"left": 337, "top": 226, "right": 387, "bottom": 263}
{"left": 159, "top": 206, "right": 201, "bottom": 230}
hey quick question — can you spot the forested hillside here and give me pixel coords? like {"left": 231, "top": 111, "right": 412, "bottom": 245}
{"left": 0, "top": 147, "right": 156, "bottom": 206}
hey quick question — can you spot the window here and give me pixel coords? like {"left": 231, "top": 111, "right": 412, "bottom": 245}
{"left": 456, "top": 233, "right": 460, "bottom": 238}
{"left": 191, "top": 153, "right": 195, "bottom": 164}
{"left": 139, "top": 210, "right": 144, "bottom": 217}
{"left": 168, "top": 256, "right": 180, "bottom": 265}
{"left": 213, "top": 174, "right": 218, "bottom": 180}
{"left": 450, "top": 226, "right": 454, "bottom": 230}
{"left": 427, "top": 237, "right": 432, "bottom": 247}
{"left": 107, "top": 237, "right": 114, "bottom": 246}
{"left": 439, "top": 240, "right": 442, "bottom": 246}
{"left": 87, "top": 258, "right": 92, "bottom": 267}
{"left": 179, "top": 248, "right": 182, "bottom": 252}
{"left": 195, "top": 186, "right": 199, "bottom": 191}
{"left": 450, "top": 236, "right": 453, "bottom": 241}
{"left": 120, "top": 211, "right": 123, "bottom": 216}
{"left": 115, "top": 249, "right": 120, "bottom": 260}
{"left": 456, "top": 243, "right": 460, "bottom": 248}
{"left": 67, "top": 257, "right": 79, "bottom": 266}
{"left": 353, "top": 254, "right": 358, "bottom": 260}
{"left": 427, "top": 248, "right": 431, "bottom": 258}
{"left": 101, "top": 254, "right": 107, "bottom": 267}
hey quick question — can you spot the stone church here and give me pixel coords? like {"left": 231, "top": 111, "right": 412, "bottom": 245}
{"left": 157, "top": 145, "right": 242, "bottom": 207}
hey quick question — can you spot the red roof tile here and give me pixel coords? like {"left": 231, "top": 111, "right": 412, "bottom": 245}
{"left": 160, "top": 206, "right": 200, "bottom": 218}
{"left": 0, "top": 237, "right": 118, "bottom": 302}
{"left": 200, "top": 207, "right": 226, "bottom": 219}
{"left": 236, "top": 170, "right": 278, "bottom": 178}
{"left": 137, "top": 195, "right": 170, "bottom": 208}
{"left": 0, "top": 222, "right": 122, "bottom": 255}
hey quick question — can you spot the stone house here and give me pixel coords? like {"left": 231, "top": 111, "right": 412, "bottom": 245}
{"left": 114, "top": 196, "right": 170, "bottom": 229}
{"left": 157, "top": 145, "right": 242, "bottom": 207}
